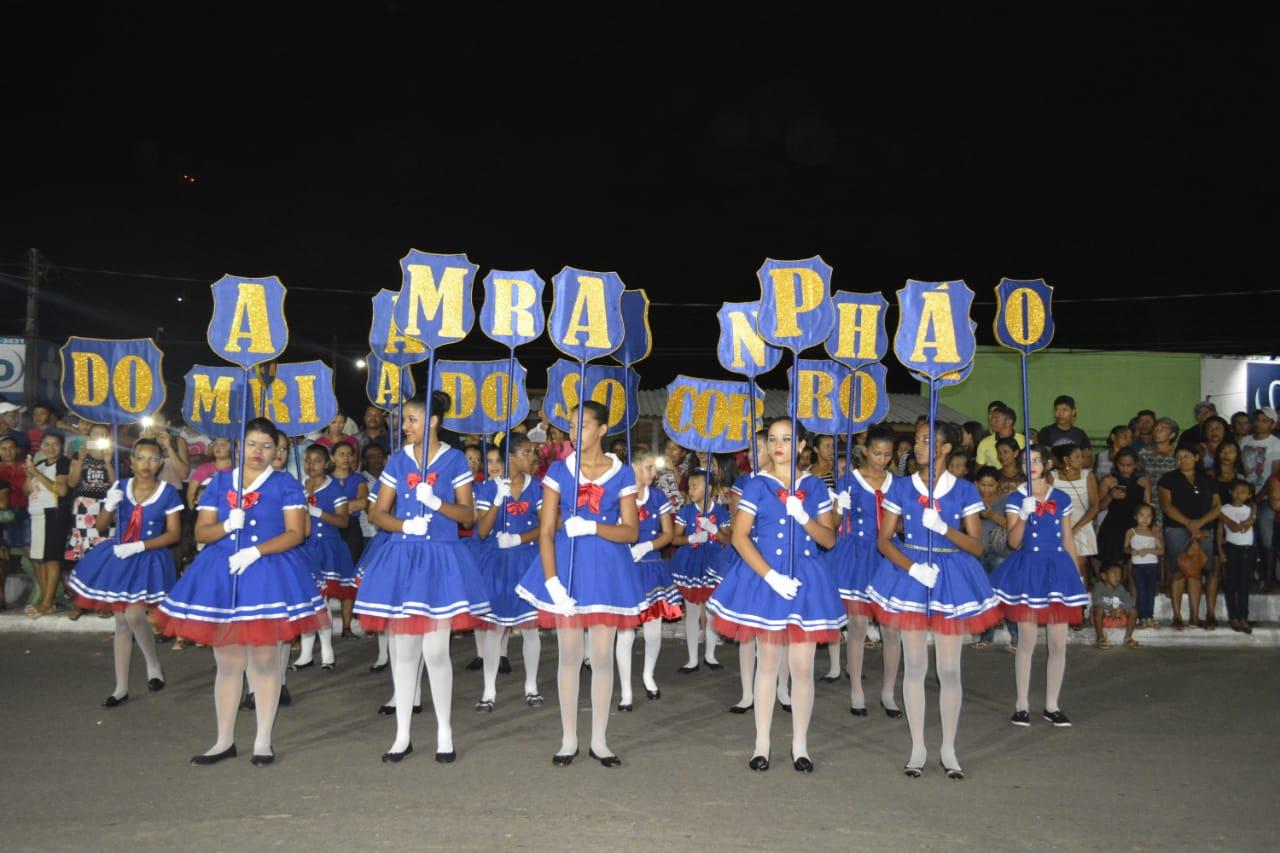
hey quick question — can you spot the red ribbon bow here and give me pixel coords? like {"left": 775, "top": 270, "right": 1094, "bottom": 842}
{"left": 506, "top": 500, "right": 530, "bottom": 516}
{"left": 121, "top": 502, "right": 144, "bottom": 543}
{"left": 307, "top": 494, "right": 318, "bottom": 507}
{"left": 637, "top": 506, "right": 650, "bottom": 522}
{"left": 776, "top": 489, "right": 807, "bottom": 503}
{"left": 875, "top": 489, "right": 885, "bottom": 529}
{"left": 917, "top": 494, "right": 940, "bottom": 512}
{"left": 577, "top": 483, "right": 604, "bottom": 514}
{"left": 226, "top": 490, "right": 261, "bottom": 510}
{"left": 406, "top": 472, "right": 438, "bottom": 490}
{"left": 1035, "top": 499, "right": 1057, "bottom": 516}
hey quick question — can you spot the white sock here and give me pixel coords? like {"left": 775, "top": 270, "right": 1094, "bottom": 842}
{"left": 556, "top": 628, "right": 584, "bottom": 755}
{"left": 776, "top": 654, "right": 791, "bottom": 706}
{"left": 295, "top": 632, "right": 316, "bottom": 667}
{"left": 481, "top": 629, "right": 501, "bottom": 703}
{"left": 111, "top": 613, "right": 132, "bottom": 700}
{"left": 124, "top": 605, "right": 162, "bottom": 682}
{"left": 388, "top": 634, "right": 419, "bottom": 753}
{"left": 473, "top": 631, "right": 484, "bottom": 660}
{"left": 500, "top": 629, "right": 511, "bottom": 658}
{"left": 683, "top": 604, "right": 701, "bottom": 667}
{"left": 375, "top": 632, "right": 389, "bottom": 667}
{"left": 521, "top": 629, "right": 541, "bottom": 696}
{"left": 423, "top": 628, "right": 454, "bottom": 754}
{"left": 641, "top": 619, "right": 662, "bottom": 693}
{"left": 317, "top": 625, "right": 334, "bottom": 666}
{"left": 208, "top": 646, "right": 246, "bottom": 755}
{"left": 248, "top": 644, "right": 282, "bottom": 755}
{"left": 703, "top": 620, "right": 719, "bottom": 665}
{"left": 615, "top": 628, "right": 636, "bottom": 706}
{"left": 824, "top": 636, "right": 841, "bottom": 679}
{"left": 735, "top": 639, "right": 756, "bottom": 709}
{"left": 588, "top": 626, "right": 617, "bottom": 757}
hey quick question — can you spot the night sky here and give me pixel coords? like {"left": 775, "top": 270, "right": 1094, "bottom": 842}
{"left": 1, "top": 3, "right": 1273, "bottom": 407}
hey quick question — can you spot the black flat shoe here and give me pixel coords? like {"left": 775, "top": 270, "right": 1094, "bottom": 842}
{"left": 940, "top": 759, "right": 964, "bottom": 780}
{"left": 588, "top": 748, "right": 621, "bottom": 768}
{"left": 369, "top": 662, "right": 389, "bottom": 673}
{"left": 498, "top": 656, "right": 512, "bottom": 674}
{"left": 525, "top": 693, "right": 544, "bottom": 706}
{"left": 240, "top": 693, "right": 255, "bottom": 711}
{"left": 849, "top": 705, "right": 868, "bottom": 717}
{"left": 435, "top": 751, "right": 456, "bottom": 764}
{"left": 748, "top": 754, "right": 770, "bottom": 772}
{"left": 645, "top": 688, "right": 661, "bottom": 700}
{"left": 279, "top": 685, "right": 292, "bottom": 706}
{"left": 147, "top": 678, "right": 165, "bottom": 692}
{"left": 677, "top": 663, "right": 699, "bottom": 674}
{"left": 381, "top": 744, "right": 413, "bottom": 763}
{"left": 903, "top": 763, "right": 923, "bottom": 778}
{"left": 780, "top": 702, "right": 792, "bottom": 713}
{"left": 1011, "top": 710, "right": 1031, "bottom": 727}
{"left": 289, "top": 660, "right": 314, "bottom": 671}
{"left": 792, "top": 752, "right": 814, "bottom": 773}
{"left": 880, "top": 700, "right": 902, "bottom": 719}
{"left": 191, "top": 745, "right": 237, "bottom": 766}
{"left": 251, "top": 750, "right": 275, "bottom": 767}
{"left": 703, "top": 660, "right": 723, "bottom": 671}
{"left": 102, "top": 694, "right": 128, "bottom": 708}
{"left": 728, "top": 703, "right": 753, "bottom": 714}
{"left": 616, "top": 702, "right": 633, "bottom": 712}
{"left": 552, "top": 748, "right": 578, "bottom": 767}
{"left": 474, "top": 699, "right": 495, "bottom": 712}
{"left": 1042, "top": 709, "right": 1072, "bottom": 727}
{"left": 413, "top": 703, "right": 423, "bottom": 714}
{"left": 377, "top": 704, "right": 395, "bottom": 716}
{"left": 819, "top": 674, "right": 841, "bottom": 684}
{"left": 320, "top": 662, "right": 335, "bottom": 671}
{"left": 465, "top": 656, "right": 484, "bottom": 672}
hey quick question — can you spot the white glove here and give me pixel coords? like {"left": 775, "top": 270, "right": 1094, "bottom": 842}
{"left": 493, "top": 478, "right": 512, "bottom": 503}
{"left": 564, "top": 515, "right": 597, "bottom": 538}
{"left": 836, "top": 490, "right": 852, "bottom": 512}
{"left": 687, "top": 531, "right": 710, "bottom": 545}
{"left": 763, "top": 569, "right": 802, "bottom": 600}
{"left": 104, "top": 487, "right": 124, "bottom": 513}
{"left": 401, "top": 515, "right": 429, "bottom": 536}
{"left": 496, "top": 531, "right": 522, "bottom": 549}
{"left": 1018, "top": 496, "right": 1039, "bottom": 521}
{"left": 308, "top": 503, "right": 322, "bottom": 518}
{"left": 908, "top": 562, "right": 940, "bottom": 589}
{"left": 223, "top": 508, "right": 245, "bottom": 534}
{"left": 113, "top": 541, "right": 146, "bottom": 559}
{"left": 785, "top": 495, "right": 810, "bottom": 526}
{"left": 415, "top": 482, "right": 442, "bottom": 511}
{"left": 544, "top": 576, "right": 577, "bottom": 614}
{"left": 228, "top": 546, "right": 262, "bottom": 575}
{"left": 630, "top": 541, "right": 654, "bottom": 561}
{"left": 696, "top": 516, "right": 719, "bottom": 535}
{"left": 921, "top": 507, "right": 948, "bottom": 535}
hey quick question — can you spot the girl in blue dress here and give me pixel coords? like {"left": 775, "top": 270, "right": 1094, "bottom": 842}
{"left": 515, "top": 401, "right": 646, "bottom": 768}
{"left": 329, "top": 441, "right": 369, "bottom": 637}
{"left": 866, "top": 421, "right": 1001, "bottom": 779}
{"left": 473, "top": 432, "right": 544, "bottom": 709}
{"left": 68, "top": 438, "right": 181, "bottom": 706}
{"left": 291, "top": 443, "right": 353, "bottom": 671}
{"left": 157, "top": 418, "right": 327, "bottom": 766}
{"left": 830, "top": 426, "right": 902, "bottom": 716}
{"left": 670, "top": 468, "right": 730, "bottom": 672}
{"left": 707, "top": 420, "right": 845, "bottom": 772}
{"left": 354, "top": 392, "right": 491, "bottom": 763}
{"left": 989, "top": 445, "right": 1089, "bottom": 727}
{"left": 615, "top": 448, "right": 676, "bottom": 711}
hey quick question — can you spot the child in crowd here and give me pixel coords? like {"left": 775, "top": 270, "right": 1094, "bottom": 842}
{"left": 1218, "top": 480, "right": 1256, "bottom": 633}
{"left": 1123, "top": 503, "right": 1163, "bottom": 628}
{"left": 1091, "top": 564, "right": 1138, "bottom": 648}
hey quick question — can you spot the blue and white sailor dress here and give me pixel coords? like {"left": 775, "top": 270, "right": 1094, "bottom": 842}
{"left": 515, "top": 453, "right": 649, "bottom": 630}
{"left": 475, "top": 474, "right": 542, "bottom": 628}
{"left": 706, "top": 472, "right": 846, "bottom": 645}
{"left": 668, "top": 500, "right": 729, "bottom": 604}
{"left": 353, "top": 443, "right": 491, "bottom": 634}
{"left": 302, "top": 477, "right": 357, "bottom": 600}
{"left": 988, "top": 486, "right": 1090, "bottom": 624}
{"left": 633, "top": 485, "right": 681, "bottom": 620}
{"left": 830, "top": 470, "right": 894, "bottom": 617}
{"left": 864, "top": 471, "right": 1002, "bottom": 634}
{"left": 467, "top": 478, "right": 500, "bottom": 558}
{"left": 69, "top": 478, "right": 181, "bottom": 612}
{"left": 156, "top": 469, "right": 329, "bottom": 646}
{"left": 706, "top": 473, "right": 754, "bottom": 585}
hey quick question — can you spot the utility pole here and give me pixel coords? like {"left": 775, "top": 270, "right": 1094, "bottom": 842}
{"left": 23, "top": 248, "right": 40, "bottom": 410}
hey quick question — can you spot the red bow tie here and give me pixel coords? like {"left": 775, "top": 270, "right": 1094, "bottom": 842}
{"left": 917, "top": 494, "right": 940, "bottom": 512}
{"left": 406, "top": 472, "right": 437, "bottom": 489}
{"left": 875, "top": 489, "right": 885, "bottom": 529}
{"left": 776, "top": 489, "right": 807, "bottom": 503}
{"left": 1036, "top": 499, "right": 1057, "bottom": 516}
{"left": 306, "top": 495, "right": 318, "bottom": 506}
{"left": 577, "top": 483, "right": 604, "bottom": 514}
{"left": 637, "top": 506, "right": 650, "bottom": 522}
{"left": 121, "top": 502, "right": 144, "bottom": 544}
{"left": 506, "top": 500, "right": 530, "bottom": 516}
{"left": 227, "top": 490, "right": 260, "bottom": 510}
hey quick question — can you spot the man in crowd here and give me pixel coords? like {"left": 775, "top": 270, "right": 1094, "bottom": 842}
{"left": 1131, "top": 409, "right": 1157, "bottom": 451}
{"left": 1177, "top": 400, "right": 1217, "bottom": 451}
{"left": 976, "top": 404, "right": 1024, "bottom": 467}
{"left": 1039, "top": 394, "right": 1091, "bottom": 449}
{"left": 357, "top": 405, "right": 391, "bottom": 456}
{"left": 1240, "top": 407, "right": 1280, "bottom": 591}
{"left": 0, "top": 402, "right": 30, "bottom": 456}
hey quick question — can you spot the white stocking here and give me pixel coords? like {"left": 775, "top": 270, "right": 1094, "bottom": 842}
{"left": 683, "top": 603, "right": 702, "bottom": 667}
{"left": 752, "top": 641, "right": 783, "bottom": 757}
{"left": 776, "top": 653, "right": 791, "bottom": 706}
{"left": 1015, "top": 621, "right": 1037, "bottom": 712}
{"left": 847, "top": 615, "right": 868, "bottom": 709}
{"left": 880, "top": 624, "right": 902, "bottom": 711}
{"left": 247, "top": 643, "right": 282, "bottom": 755}
{"left": 521, "top": 629, "right": 541, "bottom": 696}
{"left": 935, "top": 633, "right": 964, "bottom": 770}
{"left": 556, "top": 627, "right": 584, "bottom": 755}
{"left": 295, "top": 632, "right": 316, "bottom": 667}
{"left": 375, "top": 632, "right": 389, "bottom": 667}
{"left": 473, "top": 631, "right": 484, "bottom": 660}
{"left": 1045, "top": 623, "right": 1068, "bottom": 712}
{"left": 124, "top": 605, "right": 161, "bottom": 681}
{"left": 901, "top": 629, "right": 929, "bottom": 767}
{"left": 480, "top": 629, "right": 501, "bottom": 703}
{"left": 500, "top": 629, "right": 511, "bottom": 658}
{"left": 704, "top": 619, "right": 719, "bottom": 665}
{"left": 207, "top": 645, "right": 246, "bottom": 755}
{"left": 734, "top": 638, "right": 756, "bottom": 709}
{"left": 278, "top": 643, "right": 290, "bottom": 686}
{"left": 111, "top": 613, "right": 133, "bottom": 700}
{"left": 422, "top": 627, "right": 454, "bottom": 754}
{"left": 615, "top": 628, "right": 636, "bottom": 706}
{"left": 588, "top": 625, "right": 617, "bottom": 756}
{"left": 317, "top": 624, "right": 334, "bottom": 666}
{"left": 641, "top": 619, "right": 662, "bottom": 693}
{"left": 823, "top": 637, "right": 841, "bottom": 679}
{"left": 789, "top": 642, "right": 816, "bottom": 758}
{"left": 388, "top": 633, "right": 420, "bottom": 753}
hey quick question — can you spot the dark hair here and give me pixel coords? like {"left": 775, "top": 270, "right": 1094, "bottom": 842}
{"left": 40, "top": 431, "right": 64, "bottom": 450}
{"left": 1229, "top": 479, "right": 1255, "bottom": 500}
{"left": 244, "top": 417, "right": 280, "bottom": 445}
{"left": 1028, "top": 444, "right": 1052, "bottom": 469}
{"left": 463, "top": 443, "right": 483, "bottom": 455}
{"left": 915, "top": 414, "right": 929, "bottom": 427}
{"left": 305, "top": 443, "right": 331, "bottom": 462}
{"left": 1053, "top": 395, "right": 1076, "bottom": 409}
{"left": 931, "top": 421, "right": 962, "bottom": 456}
{"left": 866, "top": 426, "right": 895, "bottom": 448}
{"left": 995, "top": 404, "right": 1017, "bottom": 425}
{"left": 1201, "top": 415, "right": 1229, "bottom": 437}
{"left": 946, "top": 449, "right": 970, "bottom": 469}
{"left": 974, "top": 465, "right": 1001, "bottom": 482}
{"left": 1108, "top": 424, "right": 1130, "bottom": 447}
{"left": 1136, "top": 409, "right": 1156, "bottom": 420}
{"left": 430, "top": 391, "right": 450, "bottom": 422}
{"left": 987, "top": 400, "right": 1007, "bottom": 413}
{"left": 1113, "top": 447, "right": 1139, "bottom": 468}
{"left": 132, "top": 437, "right": 161, "bottom": 455}
{"left": 1051, "top": 443, "right": 1080, "bottom": 466}
{"left": 363, "top": 442, "right": 386, "bottom": 458}
{"left": 1133, "top": 502, "right": 1154, "bottom": 522}
{"left": 577, "top": 400, "right": 609, "bottom": 427}
{"left": 1231, "top": 410, "right": 1249, "bottom": 422}
{"left": 1213, "top": 439, "right": 1246, "bottom": 480}
{"left": 506, "top": 432, "right": 531, "bottom": 454}
{"left": 961, "top": 420, "right": 985, "bottom": 445}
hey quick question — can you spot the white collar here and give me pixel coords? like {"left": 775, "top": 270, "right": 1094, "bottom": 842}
{"left": 564, "top": 452, "right": 622, "bottom": 486}
{"left": 757, "top": 470, "right": 817, "bottom": 492}
{"left": 912, "top": 470, "right": 956, "bottom": 500}
{"left": 233, "top": 467, "right": 273, "bottom": 493}
{"left": 853, "top": 469, "right": 892, "bottom": 494}
{"left": 307, "top": 476, "right": 332, "bottom": 497}
{"left": 126, "top": 478, "right": 167, "bottom": 507}
{"left": 637, "top": 484, "right": 650, "bottom": 504}
{"left": 402, "top": 442, "right": 450, "bottom": 470}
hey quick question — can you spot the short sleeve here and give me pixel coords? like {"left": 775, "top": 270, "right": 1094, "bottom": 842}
{"left": 380, "top": 453, "right": 399, "bottom": 490}
{"left": 448, "top": 450, "right": 473, "bottom": 490}
{"left": 197, "top": 473, "right": 224, "bottom": 511}
{"left": 616, "top": 464, "right": 637, "bottom": 498}
{"left": 474, "top": 480, "right": 496, "bottom": 511}
{"left": 803, "top": 475, "right": 831, "bottom": 516}
{"left": 162, "top": 483, "right": 184, "bottom": 514}
{"left": 277, "top": 473, "right": 308, "bottom": 510}
{"left": 542, "top": 463, "right": 563, "bottom": 494}
{"left": 658, "top": 499, "right": 675, "bottom": 516}
{"left": 958, "top": 481, "right": 985, "bottom": 517}
{"left": 1052, "top": 487, "right": 1073, "bottom": 518}
{"left": 737, "top": 477, "right": 764, "bottom": 517}
{"left": 881, "top": 477, "right": 907, "bottom": 516}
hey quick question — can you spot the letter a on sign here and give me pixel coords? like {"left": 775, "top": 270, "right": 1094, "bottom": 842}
{"left": 893, "top": 280, "right": 976, "bottom": 380}
{"left": 207, "top": 275, "right": 289, "bottom": 369}
{"left": 548, "top": 267, "right": 624, "bottom": 362}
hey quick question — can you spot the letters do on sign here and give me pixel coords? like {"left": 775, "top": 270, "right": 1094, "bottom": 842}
{"left": 429, "top": 360, "right": 531, "bottom": 435}
{"left": 60, "top": 337, "right": 166, "bottom": 424}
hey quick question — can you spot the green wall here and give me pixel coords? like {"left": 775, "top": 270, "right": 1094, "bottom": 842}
{"left": 920, "top": 347, "right": 1202, "bottom": 444}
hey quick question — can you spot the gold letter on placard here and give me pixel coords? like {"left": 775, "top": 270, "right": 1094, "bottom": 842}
{"left": 561, "top": 276, "right": 611, "bottom": 349}
{"left": 770, "top": 268, "right": 825, "bottom": 338}
{"left": 401, "top": 265, "right": 467, "bottom": 340}
{"left": 224, "top": 283, "right": 276, "bottom": 354}
{"left": 491, "top": 278, "right": 538, "bottom": 339}
{"left": 909, "top": 286, "right": 961, "bottom": 364}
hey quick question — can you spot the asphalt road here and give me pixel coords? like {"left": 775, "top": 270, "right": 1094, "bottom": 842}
{"left": 2, "top": 632, "right": 1275, "bottom": 851}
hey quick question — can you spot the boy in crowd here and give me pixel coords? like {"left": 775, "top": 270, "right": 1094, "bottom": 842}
{"left": 1039, "top": 394, "right": 1091, "bottom": 449}
{"left": 1091, "top": 564, "right": 1138, "bottom": 649}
